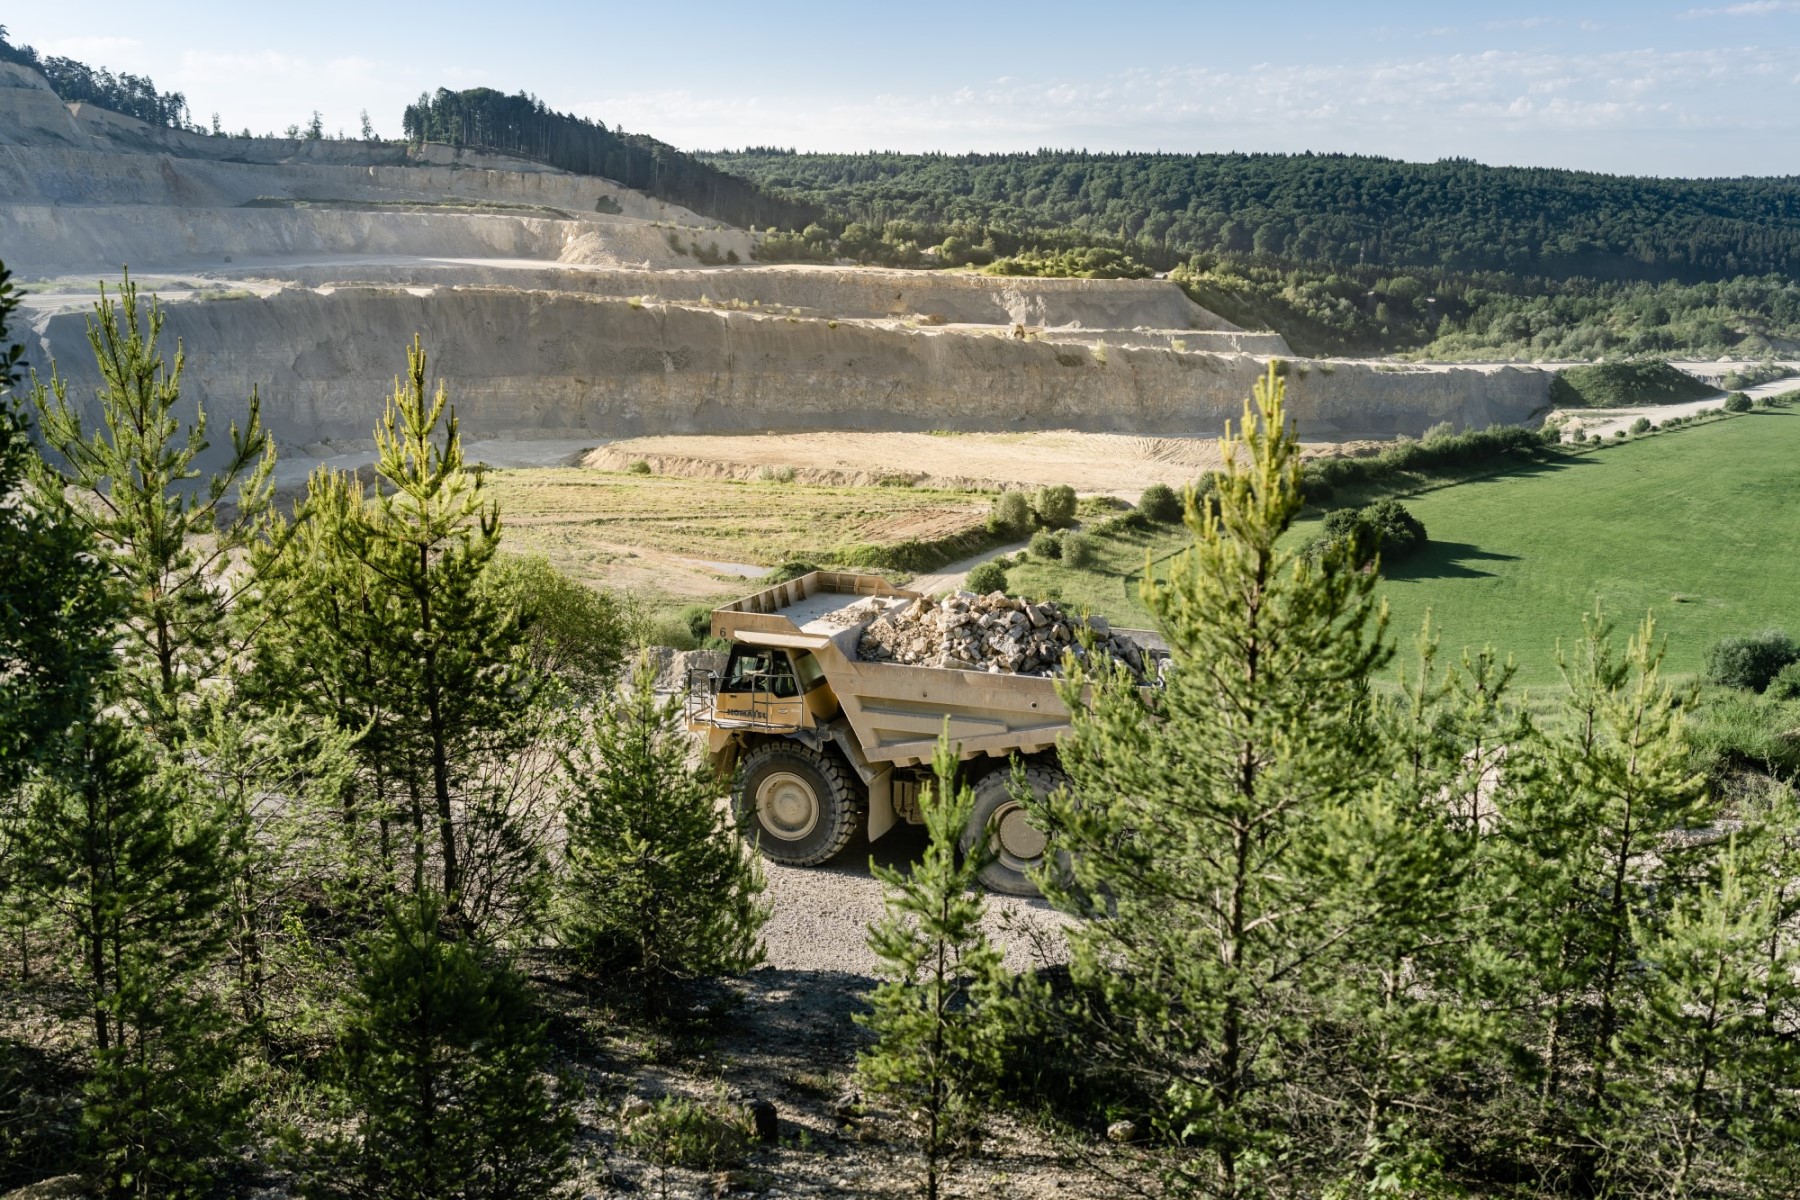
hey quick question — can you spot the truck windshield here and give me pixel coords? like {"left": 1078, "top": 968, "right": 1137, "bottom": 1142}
{"left": 722, "top": 647, "right": 800, "bottom": 698}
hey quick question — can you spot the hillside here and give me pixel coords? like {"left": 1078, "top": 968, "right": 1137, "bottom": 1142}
{"left": 705, "top": 148, "right": 1800, "bottom": 284}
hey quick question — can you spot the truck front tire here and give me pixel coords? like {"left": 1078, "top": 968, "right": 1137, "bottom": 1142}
{"left": 963, "top": 762, "right": 1065, "bottom": 897}
{"left": 733, "top": 743, "right": 861, "bottom": 867}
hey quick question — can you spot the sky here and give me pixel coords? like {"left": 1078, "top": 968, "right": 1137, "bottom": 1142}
{"left": 9, "top": 1, "right": 1800, "bottom": 177}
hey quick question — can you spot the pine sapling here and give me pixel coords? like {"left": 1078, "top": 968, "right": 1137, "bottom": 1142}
{"left": 558, "top": 654, "right": 767, "bottom": 1012}
{"left": 858, "top": 732, "right": 1008, "bottom": 1200}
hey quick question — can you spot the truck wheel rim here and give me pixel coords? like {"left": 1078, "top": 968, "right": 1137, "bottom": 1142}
{"left": 756, "top": 771, "right": 820, "bottom": 841}
{"left": 992, "top": 801, "right": 1048, "bottom": 866}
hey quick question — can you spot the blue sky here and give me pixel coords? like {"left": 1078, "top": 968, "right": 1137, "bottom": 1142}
{"left": 10, "top": 1, "right": 1800, "bottom": 176}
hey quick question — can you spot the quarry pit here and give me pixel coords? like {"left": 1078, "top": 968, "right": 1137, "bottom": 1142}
{"left": 0, "top": 58, "right": 1554, "bottom": 478}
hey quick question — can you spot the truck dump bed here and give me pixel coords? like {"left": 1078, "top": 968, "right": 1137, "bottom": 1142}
{"left": 708, "top": 571, "right": 1072, "bottom": 767}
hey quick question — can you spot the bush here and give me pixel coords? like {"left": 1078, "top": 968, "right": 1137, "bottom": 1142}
{"left": 1032, "top": 483, "right": 1078, "bottom": 528}
{"left": 1062, "top": 533, "right": 1100, "bottom": 570}
{"left": 621, "top": 1094, "right": 755, "bottom": 1171}
{"left": 1704, "top": 630, "right": 1799, "bottom": 692}
{"left": 486, "top": 554, "right": 628, "bottom": 693}
{"left": 1308, "top": 500, "right": 1427, "bottom": 568}
{"left": 1629, "top": 417, "right": 1652, "bottom": 434}
{"left": 965, "top": 560, "right": 1009, "bottom": 594}
{"left": 309, "top": 895, "right": 573, "bottom": 1200}
{"left": 626, "top": 458, "right": 652, "bottom": 474}
{"left": 1139, "top": 482, "right": 1183, "bottom": 523}
{"left": 1723, "top": 392, "right": 1753, "bottom": 413}
{"left": 1361, "top": 498, "right": 1426, "bottom": 559}
{"left": 987, "top": 490, "right": 1034, "bottom": 536}
{"left": 1768, "top": 661, "right": 1800, "bottom": 701}
{"left": 1298, "top": 424, "right": 1550, "bottom": 500}
{"left": 1028, "top": 529, "right": 1063, "bottom": 560}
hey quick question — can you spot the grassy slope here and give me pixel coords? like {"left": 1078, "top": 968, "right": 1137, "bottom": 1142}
{"left": 1359, "top": 410, "right": 1798, "bottom": 684}
{"left": 1008, "top": 411, "right": 1799, "bottom": 683}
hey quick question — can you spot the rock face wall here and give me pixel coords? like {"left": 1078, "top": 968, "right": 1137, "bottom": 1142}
{"left": 32, "top": 289, "right": 1548, "bottom": 447}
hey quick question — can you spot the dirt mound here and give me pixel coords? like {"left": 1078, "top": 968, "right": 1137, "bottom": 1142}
{"left": 855, "top": 590, "right": 1166, "bottom": 683}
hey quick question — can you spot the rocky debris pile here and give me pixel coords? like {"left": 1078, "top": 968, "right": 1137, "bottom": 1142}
{"left": 857, "top": 591, "right": 1164, "bottom": 683}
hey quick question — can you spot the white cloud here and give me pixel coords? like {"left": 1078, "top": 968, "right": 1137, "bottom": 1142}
{"left": 1682, "top": 1, "right": 1800, "bottom": 16}
{"left": 583, "top": 46, "right": 1798, "bottom": 165}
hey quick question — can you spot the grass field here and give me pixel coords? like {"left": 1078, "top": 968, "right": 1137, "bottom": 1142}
{"left": 1005, "top": 410, "right": 1799, "bottom": 683}
{"left": 484, "top": 468, "right": 989, "bottom": 602}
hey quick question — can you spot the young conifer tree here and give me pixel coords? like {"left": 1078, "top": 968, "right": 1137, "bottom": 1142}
{"left": 857, "top": 733, "right": 1008, "bottom": 1200}
{"left": 28, "top": 272, "right": 273, "bottom": 739}
{"left": 305, "top": 893, "right": 572, "bottom": 1200}
{"left": 0, "top": 263, "right": 117, "bottom": 794}
{"left": 1601, "top": 841, "right": 1783, "bottom": 1198}
{"left": 338, "top": 337, "right": 535, "bottom": 928}
{"left": 1042, "top": 362, "right": 1396, "bottom": 1199}
{"left": 16, "top": 717, "right": 240, "bottom": 1196}
{"left": 247, "top": 466, "right": 410, "bottom": 895}
{"left": 558, "top": 654, "right": 767, "bottom": 1010}
{"left": 1486, "top": 612, "right": 1711, "bottom": 1187}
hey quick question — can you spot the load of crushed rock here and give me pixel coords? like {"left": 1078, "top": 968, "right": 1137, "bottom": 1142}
{"left": 856, "top": 590, "right": 1166, "bottom": 683}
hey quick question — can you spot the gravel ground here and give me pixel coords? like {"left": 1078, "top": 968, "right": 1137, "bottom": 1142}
{"left": 757, "top": 824, "right": 1074, "bottom": 977}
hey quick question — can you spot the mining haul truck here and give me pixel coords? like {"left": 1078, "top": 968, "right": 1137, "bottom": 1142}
{"left": 685, "top": 570, "right": 1152, "bottom": 895}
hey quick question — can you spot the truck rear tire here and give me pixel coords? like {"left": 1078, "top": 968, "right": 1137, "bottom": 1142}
{"left": 962, "top": 762, "right": 1065, "bottom": 897}
{"left": 733, "top": 743, "right": 861, "bottom": 867}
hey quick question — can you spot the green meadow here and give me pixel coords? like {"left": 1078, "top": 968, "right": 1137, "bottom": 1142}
{"left": 1006, "top": 410, "right": 1800, "bottom": 684}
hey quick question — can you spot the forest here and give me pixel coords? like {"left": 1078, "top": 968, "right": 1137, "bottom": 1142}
{"left": 401, "top": 89, "right": 816, "bottom": 231}
{"left": 707, "top": 148, "right": 1800, "bottom": 284}
{"left": 3, "top": 265, "right": 1798, "bottom": 1199}
{"left": 0, "top": 27, "right": 189, "bottom": 130}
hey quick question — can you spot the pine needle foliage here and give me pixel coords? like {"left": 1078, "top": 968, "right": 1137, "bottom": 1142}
{"left": 1485, "top": 611, "right": 1712, "bottom": 1188}
{"left": 28, "top": 272, "right": 273, "bottom": 738}
{"left": 558, "top": 655, "right": 767, "bottom": 1010}
{"left": 858, "top": 733, "right": 1008, "bottom": 1200}
{"left": 15, "top": 717, "right": 240, "bottom": 1197}
{"left": 1043, "top": 361, "right": 1395, "bottom": 1199}
{"left": 0, "top": 262, "right": 116, "bottom": 794}
{"left": 340, "top": 336, "right": 535, "bottom": 927}
{"left": 303, "top": 894, "right": 572, "bottom": 1200}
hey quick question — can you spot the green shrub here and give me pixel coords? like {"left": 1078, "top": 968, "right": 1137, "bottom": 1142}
{"left": 1062, "top": 533, "right": 1100, "bottom": 570}
{"left": 1629, "top": 417, "right": 1652, "bottom": 434}
{"left": 1724, "top": 392, "right": 1753, "bottom": 413}
{"left": 1032, "top": 483, "right": 1078, "bottom": 528}
{"left": 1768, "top": 661, "right": 1800, "bottom": 701}
{"left": 309, "top": 895, "right": 573, "bottom": 1199}
{"left": 987, "top": 490, "right": 1034, "bottom": 536}
{"left": 1139, "top": 482, "right": 1184, "bottom": 523}
{"left": 626, "top": 458, "right": 652, "bottom": 474}
{"left": 1704, "top": 630, "right": 1799, "bottom": 692}
{"left": 485, "top": 554, "right": 627, "bottom": 692}
{"left": 1299, "top": 424, "right": 1550, "bottom": 499}
{"left": 621, "top": 1094, "right": 755, "bottom": 1171}
{"left": 1308, "top": 499, "right": 1427, "bottom": 567}
{"left": 965, "top": 560, "right": 1008, "bottom": 594}
{"left": 1028, "top": 529, "right": 1063, "bottom": 560}
{"left": 1361, "top": 498, "right": 1426, "bottom": 559}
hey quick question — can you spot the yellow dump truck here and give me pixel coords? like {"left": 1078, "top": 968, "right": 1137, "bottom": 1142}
{"left": 684, "top": 570, "right": 1144, "bottom": 895}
